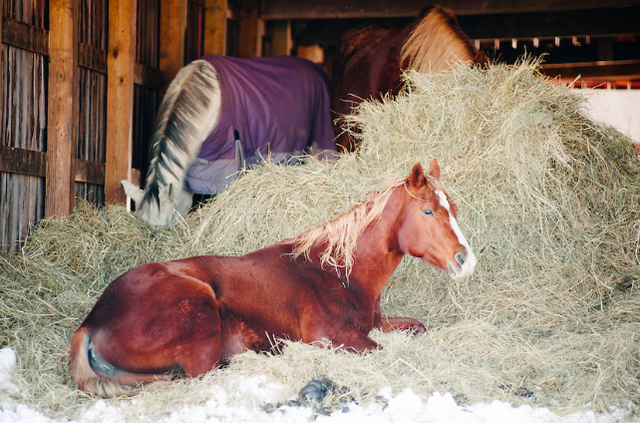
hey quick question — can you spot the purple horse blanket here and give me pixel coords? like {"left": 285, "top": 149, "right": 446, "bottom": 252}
{"left": 185, "top": 55, "right": 337, "bottom": 195}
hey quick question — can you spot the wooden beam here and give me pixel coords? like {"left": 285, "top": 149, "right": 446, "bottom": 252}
{"left": 159, "top": 0, "right": 187, "bottom": 86}
{"left": 133, "top": 63, "right": 164, "bottom": 90}
{"left": 1, "top": 3, "right": 4, "bottom": 150}
{"left": 46, "top": 0, "right": 78, "bottom": 218}
{"left": 458, "top": 7, "right": 640, "bottom": 39}
{"left": 542, "top": 60, "right": 640, "bottom": 81}
{"left": 79, "top": 43, "right": 107, "bottom": 73}
{"left": 0, "top": 147, "right": 105, "bottom": 185}
{"left": 239, "top": 0, "right": 264, "bottom": 57}
{"left": 204, "top": 0, "right": 227, "bottom": 55}
{"left": 1, "top": 17, "right": 49, "bottom": 55}
{"left": 105, "top": 0, "right": 136, "bottom": 205}
{"left": 0, "top": 147, "right": 46, "bottom": 177}
{"left": 260, "top": 0, "right": 640, "bottom": 19}
{"left": 267, "top": 20, "right": 292, "bottom": 56}
{"left": 74, "top": 158, "right": 106, "bottom": 185}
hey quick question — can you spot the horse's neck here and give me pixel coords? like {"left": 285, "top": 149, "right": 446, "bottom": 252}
{"left": 349, "top": 190, "right": 405, "bottom": 299}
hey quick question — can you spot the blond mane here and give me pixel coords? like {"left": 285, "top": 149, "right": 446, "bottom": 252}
{"left": 400, "top": 6, "right": 475, "bottom": 74}
{"left": 290, "top": 177, "right": 408, "bottom": 278}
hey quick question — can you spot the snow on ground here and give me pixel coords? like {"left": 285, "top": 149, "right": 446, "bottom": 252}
{"left": 0, "top": 347, "right": 635, "bottom": 423}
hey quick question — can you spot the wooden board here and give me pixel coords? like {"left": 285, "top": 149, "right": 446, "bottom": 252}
{"left": 204, "top": 0, "right": 227, "bottom": 55}
{"left": 260, "top": 0, "right": 640, "bottom": 19}
{"left": 1, "top": 17, "right": 49, "bottom": 55}
{"left": 105, "top": 0, "right": 136, "bottom": 205}
{"left": 46, "top": 0, "right": 78, "bottom": 218}
{"left": 159, "top": 0, "right": 186, "bottom": 87}
{"left": 239, "top": 0, "right": 264, "bottom": 57}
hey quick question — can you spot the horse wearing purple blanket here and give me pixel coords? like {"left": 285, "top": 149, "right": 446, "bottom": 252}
{"left": 122, "top": 55, "right": 337, "bottom": 227}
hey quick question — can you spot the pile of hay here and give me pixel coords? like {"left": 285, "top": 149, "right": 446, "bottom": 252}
{"left": 2, "top": 58, "right": 640, "bottom": 419}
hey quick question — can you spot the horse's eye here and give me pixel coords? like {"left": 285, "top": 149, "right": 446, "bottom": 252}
{"left": 423, "top": 208, "right": 434, "bottom": 217}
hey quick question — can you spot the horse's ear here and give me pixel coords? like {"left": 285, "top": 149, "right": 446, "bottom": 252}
{"left": 428, "top": 158, "right": 441, "bottom": 180}
{"left": 409, "top": 162, "right": 425, "bottom": 187}
{"left": 121, "top": 180, "right": 144, "bottom": 204}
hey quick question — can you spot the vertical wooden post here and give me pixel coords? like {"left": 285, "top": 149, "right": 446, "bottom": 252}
{"left": 268, "top": 20, "right": 292, "bottom": 57}
{"left": 0, "top": 0, "right": 4, "bottom": 140}
{"left": 105, "top": 0, "right": 136, "bottom": 205}
{"left": 239, "top": 0, "right": 264, "bottom": 58}
{"left": 160, "top": 0, "right": 187, "bottom": 87}
{"left": 204, "top": 0, "right": 227, "bottom": 56}
{"left": 46, "top": 0, "right": 78, "bottom": 217}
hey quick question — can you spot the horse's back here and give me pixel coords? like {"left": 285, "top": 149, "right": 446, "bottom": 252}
{"left": 331, "top": 24, "right": 405, "bottom": 151}
{"left": 186, "top": 55, "right": 336, "bottom": 194}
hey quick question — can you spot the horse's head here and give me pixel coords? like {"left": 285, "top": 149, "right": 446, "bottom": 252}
{"left": 398, "top": 159, "right": 476, "bottom": 279}
{"left": 121, "top": 180, "right": 192, "bottom": 227}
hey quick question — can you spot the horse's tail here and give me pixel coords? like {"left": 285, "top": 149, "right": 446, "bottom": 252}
{"left": 69, "top": 326, "right": 131, "bottom": 398}
{"left": 140, "top": 59, "right": 222, "bottom": 211}
{"left": 400, "top": 5, "right": 477, "bottom": 74}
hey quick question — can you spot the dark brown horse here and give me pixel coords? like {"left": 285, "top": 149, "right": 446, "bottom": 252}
{"left": 70, "top": 159, "right": 476, "bottom": 397}
{"left": 331, "top": 5, "right": 487, "bottom": 151}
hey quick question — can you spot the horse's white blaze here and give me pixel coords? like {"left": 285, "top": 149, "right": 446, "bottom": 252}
{"left": 436, "top": 189, "right": 476, "bottom": 278}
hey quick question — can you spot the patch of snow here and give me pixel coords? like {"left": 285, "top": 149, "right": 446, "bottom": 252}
{"left": 1, "top": 347, "right": 637, "bottom": 423}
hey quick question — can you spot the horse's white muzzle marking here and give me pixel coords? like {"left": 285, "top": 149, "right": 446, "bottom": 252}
{"left": 436, "top": 189, "right": 477, "bottom": 279}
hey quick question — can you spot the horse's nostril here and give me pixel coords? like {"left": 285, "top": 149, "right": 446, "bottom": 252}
{"left": 455, "top": 252, "right": 466, "bottom": 266}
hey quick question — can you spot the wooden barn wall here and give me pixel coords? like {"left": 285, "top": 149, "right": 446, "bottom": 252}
{"left": 132, "top": 0, "right": 160, "bottom": 186}
{"left": 1, "top": 0, "right": 48, "bottom": 253}
{"left": 76, "top": 0, "right": 108, "bottom": 206}
{"left": 0, "top": 0, "right": 240, "bottom": 252}
{"left": 185, "top": 0, "right": 205, "bottom": 63}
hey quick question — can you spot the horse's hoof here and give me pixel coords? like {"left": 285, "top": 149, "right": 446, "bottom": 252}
{"left": 299, "top": 378, "right": 334, "bottom": 402}
{"left": 412, "top": 322, "right": 427, "bottom": 335}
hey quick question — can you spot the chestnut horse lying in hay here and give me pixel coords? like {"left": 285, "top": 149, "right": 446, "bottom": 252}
{"left": 70, "top": 159, "right": 476, "bottom": 397}
{"left": 331, "top": 5, "right": 488, "bottom": 151}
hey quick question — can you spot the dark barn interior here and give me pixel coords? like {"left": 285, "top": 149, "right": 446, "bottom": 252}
{"left": 1, "top": 0, "right": 639, "bottom": 252}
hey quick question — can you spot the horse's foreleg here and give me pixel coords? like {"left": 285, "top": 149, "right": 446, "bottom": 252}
{"left": 331, "top": 323, "right": 380, "bottom": 352}
{"left": 379, "top": 317, "right": 426, "bottom": 334}
{"left": 372, "top": 295, "right": 426, "bottom": 334}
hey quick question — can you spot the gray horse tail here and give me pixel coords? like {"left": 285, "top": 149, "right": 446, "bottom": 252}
{"left": 141, "top": 60, "right": 221, "bottom": 210}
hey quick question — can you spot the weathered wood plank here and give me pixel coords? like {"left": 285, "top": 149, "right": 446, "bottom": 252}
{"left": 239, "top": 0, "right": 264, "bottom": 57}
{"left": 159, "top": 0, "right": 187, "bottom": 86}
{"left": 204, "top": 0, "right": 227, "bottom": 55}
{"left": 105, "top": 0, "right": 136, "bottom": 204}
{"left": 185, "top": 0, "right": 205, "bottom": 63}
{"left": 79, "top": 42, "right": 107, "bottom": 73}
{"left": 260, "top": 0, "right": 640, "bottom": 19}
{"left": 0, "top": 148, "right": 102, "bottom": 183}
{"left": 1, "top": 17, "right": 49, "bottom": 55}
{"left": 46, "top": 0, "right": 78, "bottom": 218}
{"left": 542, "top": 60, "right": 640, "bottom": 81}
{"left": 133, "top": 62, "right": 163, "bottom": 89}
{"left": 74, "top": 158, "right": 105, "bottom": 185}
{"left": 0, "top": 173, "right": 45, "bottom": 253}
{"left": 0, "top": 146, "right": 46, "bottom": 177}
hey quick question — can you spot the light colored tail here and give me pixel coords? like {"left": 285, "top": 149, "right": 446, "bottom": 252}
{"left": 69, "top": 327, "right": 132, "bottom": 398}
{"left": 125, "top": 59, "right": 222, "bottom": 226}
{"left": 401, "top": 6, "right": 476, "bottom": 74}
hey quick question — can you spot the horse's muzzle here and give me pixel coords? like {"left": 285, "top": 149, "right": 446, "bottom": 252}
{"left": 447, "top": 248, "right": 476, "bottom": 279}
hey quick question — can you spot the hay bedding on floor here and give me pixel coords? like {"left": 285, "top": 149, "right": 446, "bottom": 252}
{"left": 2, "top": 58, "right": 640, "bottom": 419}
